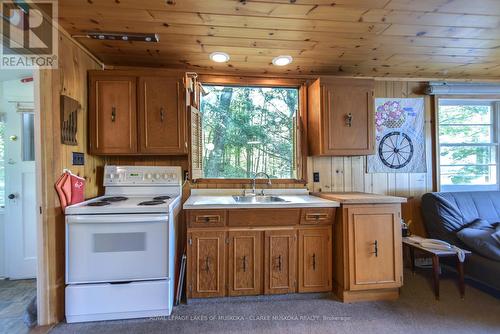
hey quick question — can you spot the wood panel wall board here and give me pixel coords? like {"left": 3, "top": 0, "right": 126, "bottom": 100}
{"left": 39, "top": 33, "right": 104, "bottom": 324}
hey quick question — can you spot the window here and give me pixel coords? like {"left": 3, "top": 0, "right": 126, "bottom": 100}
{"left": 199, "top": 84, "right": 299, "bottom": 179}
{"left": 437, "top": 99, "right": 500, "bottom": 191}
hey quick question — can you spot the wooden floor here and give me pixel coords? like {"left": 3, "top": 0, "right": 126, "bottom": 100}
{"left": 0, "top": 279, "right": 36, "bottom": 334}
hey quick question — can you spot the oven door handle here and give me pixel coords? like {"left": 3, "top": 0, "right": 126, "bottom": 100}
{"left": 66, "top": 214, "right": 168, "bottom": 224}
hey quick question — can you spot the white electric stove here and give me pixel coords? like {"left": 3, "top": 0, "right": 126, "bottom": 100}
{"left": 64, "top": 165, "right": 183, "bottom": 323}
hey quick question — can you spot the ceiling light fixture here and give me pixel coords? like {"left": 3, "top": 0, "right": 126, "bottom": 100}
{"left": 86, "top": 32, "right": 160, "bottom": 42}
{"left": 272, "top": 55, "right": 293, "bottom": 66}
{"left": 209, "top": 51, "right": 230, "bottom": 63}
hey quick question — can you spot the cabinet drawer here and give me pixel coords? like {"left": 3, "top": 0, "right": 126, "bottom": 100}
{"left": 300, "top": 208, "right": 335, "bottom": 225}
{"left": 188, "top": 210, "right": 226, "bottom": 227}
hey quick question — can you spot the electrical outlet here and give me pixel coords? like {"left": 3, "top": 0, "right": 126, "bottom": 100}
{"left": 313, "top": 172, "right": 320, "bottom": 182}
{"left": 72, "top": 152, "right": 84, "bottom": 165}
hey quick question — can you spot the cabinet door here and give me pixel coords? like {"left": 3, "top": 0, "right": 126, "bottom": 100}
{"left": 298, "top": 227, "right": 332, "bottom": 293}
{"left": 138, "top": 76, "right": 186, "bottom": 154}
{"left": 228, "top": 231, "right": 262, "bottom": 296}
{"left": 264, "top": 230, "right": 296, "bottom": 294}
{"left": 188, "top": 231, "right": 225, "bottom": 298}
{"left": 322, "top": 79, "right": 374, "bottom": 155}
{"left": 89, "top": 76, "right": 137, "bottom": 154}
{"left": 347, "top": 205, "right": 402, "bottom": 290}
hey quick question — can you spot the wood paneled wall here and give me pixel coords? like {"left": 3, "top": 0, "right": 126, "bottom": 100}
{"left": 38, "top": 33, "right": 104, "bottom": 324}
{"left": 306, "top": 81, "right": 433, "bottom": 236}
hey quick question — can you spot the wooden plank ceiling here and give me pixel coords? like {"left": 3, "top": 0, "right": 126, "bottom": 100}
{"left": 58, "top": 0, "right": 500, "bottom": 79}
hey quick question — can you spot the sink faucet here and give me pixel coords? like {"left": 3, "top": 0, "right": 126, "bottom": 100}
{"left": 252, "top": 172, "right": 272, "bottom": 196}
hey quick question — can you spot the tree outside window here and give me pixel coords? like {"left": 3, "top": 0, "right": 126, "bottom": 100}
{"left": 200, "top": 85, "right": 298, "bottom": 179}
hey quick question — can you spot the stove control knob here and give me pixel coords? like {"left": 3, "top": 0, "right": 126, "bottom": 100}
{"left": 163, "top": 173, "right": 169, "bottom": 179}
{"left": 108, "top": 173, "right": 115, "bottom": 179}
{"left": 145, "top": 173, "right": 152, "bottom": 180}
{"left": 155, "top": 173, "right": 161, "bottom": 180}
{"left": 171, "top": 173, "right": 178, "bottom": 180}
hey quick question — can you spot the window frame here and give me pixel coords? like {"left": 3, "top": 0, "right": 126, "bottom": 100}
{"left": 192, "top": 75, "right": 307, "bottom": 184}
{"left": 435, "top": 96, "right": 500, "bottom": 192}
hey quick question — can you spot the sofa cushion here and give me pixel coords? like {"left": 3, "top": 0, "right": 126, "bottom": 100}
{"left": 457, "top": 219, "right": 500, "bottom": 261}
{"left": 492, "top": 224, "right": 500, "bottom": 245}
{"left": 421, "top": 191, "right": 500, "bottom": 246}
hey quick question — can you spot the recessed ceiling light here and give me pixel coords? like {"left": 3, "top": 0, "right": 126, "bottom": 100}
{"left": 210, "top": 52, "right": 230, "bottom": 63}
{"left": 272, "top": 55, "right": 293, "bottom": 66}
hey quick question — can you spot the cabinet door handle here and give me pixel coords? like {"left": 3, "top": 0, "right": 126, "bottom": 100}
{"left": 160, "top": 107, "right": 165, "bottom": 122}
{"left": 242, "top": 255, "right": 247, "bottom": 272}
{"left": 277, "top": 255, "right": 282, "bottom": 272}
{"left": 205, "top": 256, "right": 210, "bottom": 272}
{"left": 111, "top": 106, "right": 116, "bottom": 122}
{"left": 372, "top": 240, "right": 378, "bottom": 257}
{"left": 312, "top": 253, "right": 316, "bottom": 271}
{"left": 345, "top": 113, "right": 352, "bottom": 127}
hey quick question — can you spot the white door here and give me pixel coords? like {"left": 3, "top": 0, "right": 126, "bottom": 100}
{"left": 4, "top": 105, "right": 37, "bottom": 279}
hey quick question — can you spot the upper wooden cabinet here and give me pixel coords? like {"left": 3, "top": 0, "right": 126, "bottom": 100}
{"left": 89, "top": 71, "right": 187, "bottom": 155}
{"left": 138, "top": 77, "right": 186, "bottom": 154}
{"left": 307, "top": 78, "right": 375, "bottom": 156}
{"left": 89, "top": 76, "right": 137, "bottom": 154}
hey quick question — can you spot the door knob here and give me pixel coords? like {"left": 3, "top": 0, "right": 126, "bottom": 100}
{"left": 9, "top": 135, "right": 18, "bottom": 141}
{"left": 8, "top": 194, "right": 16, "bottom": 200}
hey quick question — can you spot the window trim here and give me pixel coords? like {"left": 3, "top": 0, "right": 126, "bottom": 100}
{"left": 193, "top": 75, "right": 307, "bottom": 184}
{"left": 435, "top": 96, "right": 500, "bottom": 192}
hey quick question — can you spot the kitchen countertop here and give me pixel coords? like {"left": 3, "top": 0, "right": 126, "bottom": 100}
{"left": 183, "top": 189, "right": 340, "bottom": 209}
{"left": 310, "top": 192, "right": 407, "bottom": 204}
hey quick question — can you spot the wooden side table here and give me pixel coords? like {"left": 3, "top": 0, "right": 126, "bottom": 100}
{"left": 402, "top": 237, "right": 471, "bottom": 300}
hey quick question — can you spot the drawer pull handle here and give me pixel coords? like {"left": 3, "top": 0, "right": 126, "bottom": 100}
{"left": 196, "top": 215, "right": 221, "bottom": 223}
{"left": 306, "top": 213, "right": 328, "bottom": 221}
{"left": 242, "top": 255, "right": 247, "bottom": 272}
{"left": 312, "top": 253, "right": 316, "bottom": 271}
{"left": 277, "top": 255, "right": 282, "bottom": 272}
{"left": 111, "top": 106, "right": 116, "bottom": 122}
{"left": 205, "top": 256, "right": 210, "bottom": 272}
{"left": 372, "top": 240, "right": 378, "bottom": 257}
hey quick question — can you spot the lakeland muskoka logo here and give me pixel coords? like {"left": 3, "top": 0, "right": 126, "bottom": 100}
{"left": 1, "top": 0, "right": 58, "bottom": 69}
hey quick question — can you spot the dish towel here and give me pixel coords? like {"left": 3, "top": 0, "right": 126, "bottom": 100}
{"left": 54, "top": 170, "right": 85, "bottom": 212}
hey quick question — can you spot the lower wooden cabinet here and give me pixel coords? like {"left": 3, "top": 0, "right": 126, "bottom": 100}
{"left": 298, "top": 227, "right": 332, "bottom": 293}
{"left": 187, "top": 230, "right": 225, "bottom": 298}
{"left": 347, "top": 205, "right": 402, "bottom": 290}
{"left": 186, "top": 208, "right": 335, "bottom": 299}
{"left": 264, "top": 230, "right": 297, "bottom": 294}
{"left": 228, "top": 231, "right": 262, "bottom": 296}
{"left": 334, "top": 204, "right": 403, "bottom": 302}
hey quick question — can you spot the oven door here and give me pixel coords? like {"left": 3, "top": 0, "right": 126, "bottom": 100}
{"left": 66, "top": 214, "right": 168, "bottom": 284}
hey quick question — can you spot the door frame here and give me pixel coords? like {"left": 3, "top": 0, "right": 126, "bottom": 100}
{"left": 33, "top": 70, "right": 47, "bottom": 325}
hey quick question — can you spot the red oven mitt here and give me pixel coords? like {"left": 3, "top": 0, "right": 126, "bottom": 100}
{"left": 55, "top": 172, "right": 71, "bottom": 211}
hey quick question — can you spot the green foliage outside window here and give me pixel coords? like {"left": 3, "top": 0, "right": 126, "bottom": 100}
{"left": 439, "top": 104, "right": 496, "bottom": 185}
{"left": 200, "top": 85, "right": 298, "bottom": 179}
